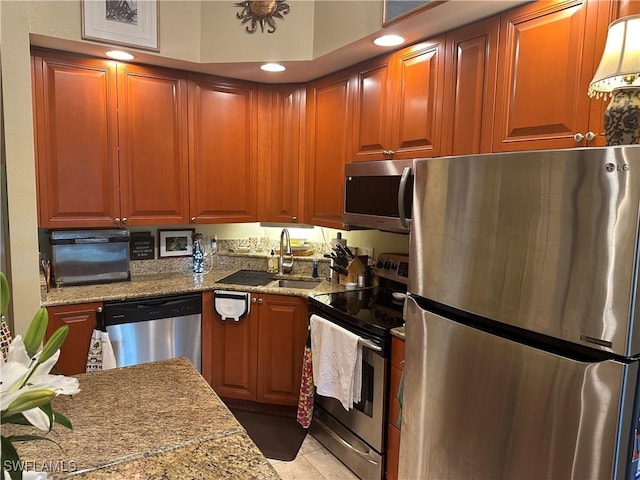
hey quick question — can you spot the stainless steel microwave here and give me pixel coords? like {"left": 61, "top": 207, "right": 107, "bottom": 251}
{"left": 343, "top": 159, "right": 413, "bottom": 233}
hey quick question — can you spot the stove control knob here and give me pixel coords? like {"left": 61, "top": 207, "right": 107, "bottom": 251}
{"left": 383, "top": 261, "right": 391, "bottom": 269}
{"left": 376, "top": 260, "right": 384, "bottom": 269}
{"left": 391, "top": 262, "right": 398, "bottom": 271}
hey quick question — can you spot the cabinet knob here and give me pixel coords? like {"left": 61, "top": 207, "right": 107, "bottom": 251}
{"left": 121, "top": 217, "right": 128, "bottom": 224}
{"left": 252, "top": 298, "right": 257, "bottom": 303}
{"left": 257, "top": 298, "right": 263, "bottom": 304}
{"left": 585, "top": 131, "right": 596, "bottom": 141}
{"left": 573, "top": 133, "right": 584, "bottom": 143}
{"left": 292, "top": 216, "right": 297, "bottom": 223}
{"left": 191, "top": 217, "right": 197, "bottom": 223}
{"left": 96, "top": 306, "right": 103, "bottom": 313}
{"left": 114, "top": 217, "right": 121, "bottom": 224}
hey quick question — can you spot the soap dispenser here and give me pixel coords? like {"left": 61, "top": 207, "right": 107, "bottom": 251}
{"left": 268, "top": 249, "right": 278, "bottom": 273}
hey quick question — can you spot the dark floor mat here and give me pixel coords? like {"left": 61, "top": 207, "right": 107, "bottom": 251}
{"left": 231, "top": 408, "right": 308, "bottom": 461}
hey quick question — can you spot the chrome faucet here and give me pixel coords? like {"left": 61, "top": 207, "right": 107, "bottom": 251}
{"left": 279, "top": 228, "right": 294, "bottom": 274}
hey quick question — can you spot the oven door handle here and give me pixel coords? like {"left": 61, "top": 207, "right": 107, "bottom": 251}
{"left": 358, "top": 337, "right": 382, "bottom": 352}
{"left": 313, "top": 417, "right": 379, "bottom": 465}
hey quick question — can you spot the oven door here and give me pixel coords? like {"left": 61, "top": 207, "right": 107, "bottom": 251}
{"left": 314, "top": 343, "right": 387, "bottom": 452}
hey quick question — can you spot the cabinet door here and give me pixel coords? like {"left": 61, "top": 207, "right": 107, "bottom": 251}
{"left": 441, "top": 18, "right": 499, "bottom": 156}
{"left": 386, "top": 336, "right": 405, "bottom": 480}
{"left": 390, "top": 38, "right": 445, "bottom": 159}
{"left": 209, "top": 294, "right": 258, "bottom": 401}
{"left": 256, "top": 295, "right": 307, "bottom": 405}
{"left": 46, "top": 302, "right": 101, "bottom": 375}
{"left": 33, "top": 51, "right": 119, "bottom": 228}
{"left": 116, "top": 64, "right": 190, "bottom": 225}
{"left": 493, "top": 0, "right": 609, "bottom": 151}
{"left": 352, "top": 55, "right": 394, "bottom": 162}
{"left": 305, "top": 70, "right": 353, "bottom": 228}
{"left": 188, "top": 74, "right": 258, "bottom": 223}
{"left": 259, "top": 84, "right": 305, "bottom": 224}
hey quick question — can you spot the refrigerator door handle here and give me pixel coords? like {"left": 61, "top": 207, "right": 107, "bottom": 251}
{"left": 398, "top": 166, "right": 411, "bottom": 229}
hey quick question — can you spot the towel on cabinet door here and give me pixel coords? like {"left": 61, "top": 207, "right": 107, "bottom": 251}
{"left": 86, "top": 329, "right": 117, "bottom": 372}
{"left": 309, "top": 314, "right": 362, "bottom": 411}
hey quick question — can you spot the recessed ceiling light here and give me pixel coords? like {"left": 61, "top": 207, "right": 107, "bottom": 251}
{"left": 106, "top": 50, "right": 135, "bottom": 61}
{"left": 373, "top": 35, "right": 406, "bottom": 47}
{"left": 261, "top": 63, "right": 286, "bottom": 72}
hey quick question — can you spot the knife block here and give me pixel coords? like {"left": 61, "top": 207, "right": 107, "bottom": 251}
{"left": 339, "top": 256, "right": 366, "bottom": 286}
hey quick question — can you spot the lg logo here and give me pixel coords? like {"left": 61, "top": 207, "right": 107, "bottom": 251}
{"left": 605, "top": 162, "right": 629, "bottom": 172}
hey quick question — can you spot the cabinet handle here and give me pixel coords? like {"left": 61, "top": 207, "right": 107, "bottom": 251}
{"left": 585, "top": 131, "right": 596, "bottom": 141}
{"left": 114, "top": 217, "right": 121, "bottom": 225}
{"left": 191, "top": 217, "right": 197, "bottom": 223}
{"left": 573, "top": 133, "right": 584, "bottom": 143}
{"left": 292, "top": 216, "right": 297, "bottom": 222}
{"left": 96, "top": 306, "right": 103, "bottom": 313}
{"left": 252, "top": 298, "right": 257, "bottom": 303}
{"left": 121, "top": 217, "right": 128, "bottom": 224}
{"left": 257, "top": 298, "right": 263, "bottom": 304}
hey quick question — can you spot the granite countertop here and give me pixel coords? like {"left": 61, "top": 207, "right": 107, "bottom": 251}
{"left": 42, "top": 269, "right": 346, "bottom": 307}
{"left": 391, "top": 325, "right": 406, "bottom": 340}
{"left": 10, "top": 358, "right": 279, "bottom": 479}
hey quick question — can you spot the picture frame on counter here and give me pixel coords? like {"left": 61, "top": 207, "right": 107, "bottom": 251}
{"left": 81, "top": 0, "right": 160, "bottom": 52}
{"left": 158, "top": 229, "right": 194, "bottom": 258}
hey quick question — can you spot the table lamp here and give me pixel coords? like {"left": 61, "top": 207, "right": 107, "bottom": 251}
{"left": 588, "top": 14, "right": 640, "bottom": 145}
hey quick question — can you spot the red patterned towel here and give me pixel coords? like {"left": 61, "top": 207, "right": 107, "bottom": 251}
{"left": 296, "top": 345, "right": 314, "bottom": 428}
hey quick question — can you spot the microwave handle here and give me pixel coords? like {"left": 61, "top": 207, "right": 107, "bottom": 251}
{"left": 398, "top": 166, "right": 411, "bottom": 229}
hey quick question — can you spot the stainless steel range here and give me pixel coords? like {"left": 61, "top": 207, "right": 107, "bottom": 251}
{"left": 308, "top": 253, "right": 408, "bottom": 480}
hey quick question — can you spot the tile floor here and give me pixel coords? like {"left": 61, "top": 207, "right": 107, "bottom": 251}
{"left": 268, "top": 433, "right": 359, "bottom": 480}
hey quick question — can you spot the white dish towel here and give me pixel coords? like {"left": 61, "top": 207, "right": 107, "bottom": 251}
{"left": 85, "top": 329, "right": 117, "bottom": 372}
{"left": 310, "top": 314, "right": 362, "bottom": 411}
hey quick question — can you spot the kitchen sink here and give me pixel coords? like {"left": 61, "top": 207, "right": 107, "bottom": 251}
{"left": 274, "top": 279, "right": 321, "bottom": 290}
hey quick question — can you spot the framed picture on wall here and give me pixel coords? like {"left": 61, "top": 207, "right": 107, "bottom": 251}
{"left": 383, "top": 0, "right": 443, "bottom": 25}
{"left": 81, "top": 0, "right": 159, "bottom": 51}
{"left": 158, "top": 229, "right": 194, "bottom": 258}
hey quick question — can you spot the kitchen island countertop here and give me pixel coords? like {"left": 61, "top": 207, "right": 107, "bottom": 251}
{"left": 9, "top": 357, "right": 280, "bottom": 479}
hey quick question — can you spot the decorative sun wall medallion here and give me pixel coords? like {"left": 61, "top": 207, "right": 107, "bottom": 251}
{"left": 235, "top": 1, "right": 290, "bottom": 33}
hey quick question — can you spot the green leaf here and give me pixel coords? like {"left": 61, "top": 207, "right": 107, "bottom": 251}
{"left": 40, "top": 401, "right": 55, "bottom": 432}
{"left": 23, "top": 307, "right": 48, "bottom": 357}
{"left": 1, "top": 434, "right": 23, "bottom": 480}
{"left": 0, "top": 271, "right": 9, "bottom": 316}
{"left": 0, "top": 412, "right": 32, "bottom": 426}
{"left": 53, "top": 409, "right": 73, "bottom": 430}
{"left": 38, "top": 324, "right": 68, "bottom": 364}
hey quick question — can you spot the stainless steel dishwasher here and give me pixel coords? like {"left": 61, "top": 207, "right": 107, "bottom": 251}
{"left": 103, "top": 293, "right": 202, "bottom": 372}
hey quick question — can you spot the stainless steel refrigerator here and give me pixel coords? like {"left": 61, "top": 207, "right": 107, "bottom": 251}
{"left": 400, "top": 146, "right": 640, "bottom": 480}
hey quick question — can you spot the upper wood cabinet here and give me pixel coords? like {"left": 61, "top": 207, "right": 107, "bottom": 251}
{"left": 352, "top": 37, "right": 445, "bottom": 161}
{"left": 33, "top": 52, "right": 120, "bottom": 228}
{"left": 493, "top": 0, "right": 614, "bottom": 151}
{"left": 305, "top": 69, "right": 353, "bottom": 229}
{"left": 440, "top": 17, "right": 500, "bottom": 156}
{"left": 33, "top": 50, "right": 190, "bottom": 227}
{"left": 116, "top": 64, "right": 190, "bottom": 225}
{"left": 46, "top": 302, "right": 101, "bottom": 376}
{"left": 257, "top": 84, "right": 306, "bottom": 224}
{"left": 188, "top": 74, "right": 258, "bottom": 224}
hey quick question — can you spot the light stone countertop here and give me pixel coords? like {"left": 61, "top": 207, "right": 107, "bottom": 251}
{"left": 9, "top": 358, "right": 280, "bottom": 479}
{"left": 41, "top": 269, "right": 346, "bottom": 307}
{"left": 391, "top": 325, "right": 406, "bottom": 340}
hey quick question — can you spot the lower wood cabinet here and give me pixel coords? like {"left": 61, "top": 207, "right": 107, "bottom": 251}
{"left": 203, "top": 291, "right": 308, "bottom": 406}
{"left": 46, "top": 302, "right": 101, "bottom": 376}
{"left": 387, "top": 335, "right": 405, "bottom": 480}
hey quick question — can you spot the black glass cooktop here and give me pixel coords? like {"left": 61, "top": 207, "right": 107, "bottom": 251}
{"left": 308, "top": 287, "right": 405, "bottom": 339}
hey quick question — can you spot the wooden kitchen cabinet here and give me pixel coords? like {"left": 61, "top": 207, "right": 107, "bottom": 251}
{"left": 33, "top": 50, "right": 190, "bottom": 227}
{"left": 257, "top": 84, "right": 306, "bottom": 224}
{"left": 351, "top": 37, "right": 445, "bottom": 161}
{"left": 386, "top": 335, "right": 405, "bottom": 480}
{"left": 206, "top": 292, "right": 307, "bottom": 406}
{"left": 116, "top": 64, "right": 190, "bottom": 225}
{"left": 440, "top": 17, "right": 500, "bottom": 156}
{"left": 46, "top": 302, "right": 101, "bottom": 376}
{"left": 33, "top": 51, "right": 119, "bottom": 228}
{"left": 188, "top": 74, "right": 258, "bottom": 224}
{"left": 493, "top": 0, "right": 614, "bottom": 151}
{"left": 305, "top": 69, "right": 354, "bottom": 229}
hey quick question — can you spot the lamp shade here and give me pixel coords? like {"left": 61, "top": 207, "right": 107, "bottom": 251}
{"left": 588, "top": 14, "right": 640, "bottom": 98}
